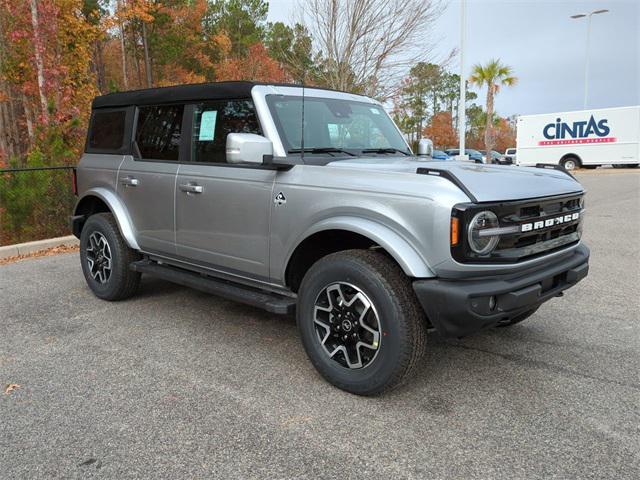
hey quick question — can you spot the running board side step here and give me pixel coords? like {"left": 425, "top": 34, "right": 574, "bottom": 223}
{"left": 130, "top": 260, "right": 296, "bottom": 315}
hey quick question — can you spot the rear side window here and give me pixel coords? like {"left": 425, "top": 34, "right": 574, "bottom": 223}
{"left": 88, "top": 110, "right": 126, "bottom": 150}
{"left": 135, "top": 105, "right": 184, "bottom": 161}
{"left": 191, "top": 100, "right": 260, "bottom": 163}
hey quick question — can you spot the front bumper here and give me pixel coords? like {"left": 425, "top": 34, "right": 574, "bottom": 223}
{"left": 413, "top": 244, "right": 590, "bottom": 338}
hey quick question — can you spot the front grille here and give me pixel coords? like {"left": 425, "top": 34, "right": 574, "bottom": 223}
{"left": 452, "top": 193, "right": 584, "bottom": 264}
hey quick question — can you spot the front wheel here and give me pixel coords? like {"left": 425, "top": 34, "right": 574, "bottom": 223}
{"left": 80, "top": 213, "right": 141, "bottom": 301}
{"left": 296, "top": 250, "right": 427, "bottom": 396}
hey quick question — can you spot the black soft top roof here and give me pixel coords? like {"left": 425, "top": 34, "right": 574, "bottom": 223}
{"left": 92, "top": 81, "right": 257, "bottom": 109}
{"left": 92, "top": 81, "right": 314, "bottom": 109}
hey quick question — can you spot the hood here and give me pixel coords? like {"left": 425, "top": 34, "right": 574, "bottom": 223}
{"left": 325, "top": 157, "right": 583, "bottom": 203}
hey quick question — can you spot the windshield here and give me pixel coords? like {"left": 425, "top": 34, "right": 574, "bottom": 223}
{"left": 266, "top": 95, "right": 411, "bottom": 156}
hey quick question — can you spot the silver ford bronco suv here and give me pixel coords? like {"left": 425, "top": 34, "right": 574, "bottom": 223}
{"left": 71, "top": 81, "right": 589, "bottom": 395}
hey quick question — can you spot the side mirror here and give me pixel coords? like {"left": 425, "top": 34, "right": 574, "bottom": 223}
{"left": 226, "top": 133, "right": 273, "bottom": 165}
{"left": 417, "top": 138, "right": 433, "bottom": 157}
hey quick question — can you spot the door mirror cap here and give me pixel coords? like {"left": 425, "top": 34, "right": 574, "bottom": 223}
{"left": 417, "top": 138, "right": 433, "bottom": 157}
{"left": 226, "top": 133, "right": 273, "bottom": 165}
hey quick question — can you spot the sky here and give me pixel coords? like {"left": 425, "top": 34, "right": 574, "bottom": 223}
{"left": 266, "top": 0, "right": 639, "bottom": 117}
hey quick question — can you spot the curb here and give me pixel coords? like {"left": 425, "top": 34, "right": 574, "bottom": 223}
{"left": 0, "top": 235, "right": 79, "bottom": 260}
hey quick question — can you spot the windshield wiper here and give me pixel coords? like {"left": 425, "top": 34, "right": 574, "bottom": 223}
{"left": 360, "top": 148, "right": 410, "bottom": 156}
{"left": 288, "top": 147, "right": 357, "bottom": 157}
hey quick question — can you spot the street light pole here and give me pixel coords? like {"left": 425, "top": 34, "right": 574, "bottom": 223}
{"left": 571, "top": 9, "right": 609, "bottom": 110}
{"left": 458, "top": 0, "right": 467, "bottom": 159}
{"left": 583, "top": 13, "right": 592, "bottom": 109}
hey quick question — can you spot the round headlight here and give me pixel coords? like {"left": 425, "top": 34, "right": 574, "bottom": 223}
{"left": 468, "top": 211, "right": 499, "bottom": 255}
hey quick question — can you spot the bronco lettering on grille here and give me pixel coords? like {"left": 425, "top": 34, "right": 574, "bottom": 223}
{"left": 521, "top": 212, "right": 580, "bottom": 232}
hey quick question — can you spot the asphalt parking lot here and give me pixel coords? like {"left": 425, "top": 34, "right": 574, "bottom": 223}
{"left": 1, "top": 171, "right": 639, "bottom": 479}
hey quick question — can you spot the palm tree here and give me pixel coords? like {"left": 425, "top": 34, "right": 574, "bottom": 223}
{"left": 469, "top": 59, "right": 517, "bottom": 155}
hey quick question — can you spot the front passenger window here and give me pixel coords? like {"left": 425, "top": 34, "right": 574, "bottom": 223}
{"left": 192, "top": 100, "right": 261, "bottom": 163}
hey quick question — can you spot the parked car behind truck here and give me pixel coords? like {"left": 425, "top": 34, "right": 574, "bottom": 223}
{"left": 516, "top": 106, "right": 640, "bottom": 170}
{"left": 72, "top": 81, "right": 590, "bottom": 395}
{"left": 479, "top": 150, "right": 507, "bottom": 164}
{"left": 504, "top": 147, "right": 517, "bottom": 164}
{"left": 444, "top": 148, "right": 484, "bottom": 163}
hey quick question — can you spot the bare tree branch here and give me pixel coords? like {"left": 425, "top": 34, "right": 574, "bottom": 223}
{"left": 300, "top": 0, "right": 450, "bottom": 100}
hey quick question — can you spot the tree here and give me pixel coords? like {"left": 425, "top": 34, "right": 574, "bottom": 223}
{"left": 468, "top": 59, "right": 517, "bottom": 153}
{"left": 265, "top": 22, "right": 315, "bottom": 83}
{"left": 204, "top": 0, "right": 269, "bottom": 57}
{"left": 300, "top": 0, "right": 448, "bottom": 99}
{"left": 423, "top": 111, "right": 457, "bottom": 149}
{"left": 492, "top": 117, "right": 516, "bottom": 153}
{"left": 81, "top": 0, "right": 109, "bottom": 93}
{"left": 29, "top": 0, "right": 48, "bottom": 122}
{"left": 392, "top": 63, "right": 464, "bottom": 144}
{"left": 146, "top": 0, "right": 212, "bottom": 86}
{"left": 215, "top": 43, "right": 288, "bottom": 83}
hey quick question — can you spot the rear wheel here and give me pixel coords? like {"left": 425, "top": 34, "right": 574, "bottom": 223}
{"left": 560, "top": 156, "right": 580, "bottom": 171}
{"left": 80, "top": 213, "right": 141, "bottom": 301}
{"left": 297, "top": 250, "right": 427, "bottom": 396}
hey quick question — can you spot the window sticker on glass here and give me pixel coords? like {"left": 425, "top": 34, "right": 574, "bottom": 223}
{"left": 199, "top": 110, "right": 218, "bottom": 141}
{"left": 370, "top": 108, "right": 381, "bottom": 115}
{"left": 327, "top": 124, "right": 339, "bottom": 139}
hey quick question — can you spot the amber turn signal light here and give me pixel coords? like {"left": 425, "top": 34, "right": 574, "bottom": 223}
{"left": 450, "top": 217, "right": 459, "bottom": 246}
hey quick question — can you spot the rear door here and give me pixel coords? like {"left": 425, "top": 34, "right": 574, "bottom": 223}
{"left": 117, "top": 104, "right": 185, "bottom": 255}
{"left": 175, "top": 100, "right": 275, "bottom": 281}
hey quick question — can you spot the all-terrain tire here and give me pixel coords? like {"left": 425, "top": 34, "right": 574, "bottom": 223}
{"left": 296, "top": 249, "right": 427, "bottom": 396}
{"left": 80, "top": 213, "right": 141, "bottom": 301}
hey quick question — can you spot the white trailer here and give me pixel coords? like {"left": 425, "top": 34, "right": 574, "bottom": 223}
{"left": 516, "top": 106, "right": 639, "bottom": 170}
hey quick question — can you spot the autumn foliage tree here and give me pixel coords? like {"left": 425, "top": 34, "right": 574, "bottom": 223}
{"left": 0, "top": 0, "right": 99, "bottom": 164}
{"left": 215, "top": 42, "right": 288, "bottom": 82}
{"left": 0, "top": 0, "right": 100, "bottom": 243}
{"left": 423, "top": 111, "right": 457, "bottom": 149}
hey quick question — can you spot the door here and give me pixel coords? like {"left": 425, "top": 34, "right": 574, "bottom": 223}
{"left": 175, "top": 100, "right": 276, "bottom": 280}
{"left": 117, "top": 104, "right": 185, "bottom": 255}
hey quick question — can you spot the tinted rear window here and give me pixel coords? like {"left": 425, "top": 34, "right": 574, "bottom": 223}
{"left": 135, "top": 105, "right": 184, "bottom": 161}
{"left": 88, "top": 110, "right": 126, "bottom": 150}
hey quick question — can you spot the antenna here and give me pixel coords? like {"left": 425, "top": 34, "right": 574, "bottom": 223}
{"left": 300, "top": 73, "right": 305, "bottom": 162}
